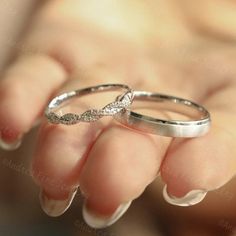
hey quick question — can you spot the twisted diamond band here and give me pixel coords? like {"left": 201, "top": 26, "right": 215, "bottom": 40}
{"left": 45, "top": 84, "right": 133, "bottom": 125}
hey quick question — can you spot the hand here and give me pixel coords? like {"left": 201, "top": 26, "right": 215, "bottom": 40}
{"left": 0, "top": 0, "right": 236, "bottom": 230}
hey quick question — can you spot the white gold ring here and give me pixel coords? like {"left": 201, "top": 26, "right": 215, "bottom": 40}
{"left": 114, "top": 91, "right": 211, "bottom": 137}
{"left": 45, "top": 84, "right": 133, "bottom": 125}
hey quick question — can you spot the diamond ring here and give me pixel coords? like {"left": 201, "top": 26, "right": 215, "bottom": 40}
{"left": 45, "top": 84, "right": 133, "bottom": 125}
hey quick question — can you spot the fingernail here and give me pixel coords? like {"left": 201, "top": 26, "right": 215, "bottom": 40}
{"left": 0, "top": 137, "right": 22, "bottom": 151}
{"left": 39, "top": 188, "right": 77, "bottom": 217}
{"left": 82, "top": 200, "right": 132, "bottom": 228}
{"left": 163, "top": 185, "right": 207, "bottom": 207}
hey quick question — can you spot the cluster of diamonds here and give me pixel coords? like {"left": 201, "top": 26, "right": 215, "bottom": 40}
{"left": 45, "top": 91, "right": 133, "bottom": 125}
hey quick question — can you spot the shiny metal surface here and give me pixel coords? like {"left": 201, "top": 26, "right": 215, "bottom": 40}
{"left": 115, "top": 91, "right": 211, "bottom": 137}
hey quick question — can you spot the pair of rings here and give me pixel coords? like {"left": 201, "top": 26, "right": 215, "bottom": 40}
{"left": 45, "top": 84, "right": 211, "bottom": 137}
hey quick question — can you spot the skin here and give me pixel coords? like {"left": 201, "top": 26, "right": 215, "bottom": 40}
{"left": 0, "top": 0, "right": 236, "bottom": 233}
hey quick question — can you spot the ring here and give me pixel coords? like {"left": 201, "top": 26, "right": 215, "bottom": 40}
{"left": 114, "top": 91, "right": 211, "bottom": 137}
{"left": 45, "top": 84, "right": 133, "bottom": 125}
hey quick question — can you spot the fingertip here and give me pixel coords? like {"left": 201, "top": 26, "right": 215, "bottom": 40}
{"left": 79, "top": 124, "right": 167, "bottom": 222}
{"left": 161, "top": 128, "right": 235, "bottom": 205}
{"left": 31, "top": 119, "right": 102, "bottom": 200}
{"left": 0, "top": 54, "right": 68, "bottom": 149}
{"left": 79, "top": 126, "right": 155, "bottom": 203}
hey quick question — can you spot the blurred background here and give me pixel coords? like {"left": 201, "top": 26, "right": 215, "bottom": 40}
{"left": 0, "top": 0, "right": 236, "bottom": 235}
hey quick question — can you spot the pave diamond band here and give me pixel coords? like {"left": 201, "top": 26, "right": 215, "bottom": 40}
{"left": 45, "top": 84, "right": 133, "bottom": 125}
{"left": 114, "top": 91, "right": 211, "bottom": 137}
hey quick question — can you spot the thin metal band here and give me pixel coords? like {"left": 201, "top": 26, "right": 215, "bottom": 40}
{"left": 45, "top": 84, "right": 133, "bottom": 125}
{"left": 114, "top": 91, "right": 211, "bottom": 137}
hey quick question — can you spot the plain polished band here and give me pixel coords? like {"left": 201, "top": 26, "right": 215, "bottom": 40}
{"left": 114, "top": 91, "right": 211, "bottom": 137}
{"left": 45, "top": 84, "right": 133, "bottom": 125}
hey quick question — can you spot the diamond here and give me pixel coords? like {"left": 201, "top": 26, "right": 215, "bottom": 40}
{"left": 80, "top": 109, "right": 102, "bottom": 122}
{"left": 119, "top": 92, "right": 133, "bottom": 106}
{"left": 46, "top": 112, "right": 60, "bottom": 124}
{"left": 60, "top": 113, "right": 80, "bottom": 125}
{"left": 102, "top": 101, "right": 126, "bottom": 115}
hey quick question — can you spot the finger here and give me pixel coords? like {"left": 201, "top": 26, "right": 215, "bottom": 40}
{"left": 31, "top": 76, "right": 171, "bottom": 224}
{"left": 159, "top": 50, "right": 236, "bottom": 207}
{"left": 0, "top": 54, "right": 67, "bottom": 150}
{"left": 32, "top": 119, "right": 104, "bottom": 217}
{"left": 31, "top": 72, "right": 136, "bottom": 218}
{"left": 79, "top": 125, "right": 170, "bottom": 228}
{"left": 30, "top": 53, "right": 226, "bottom": 226}
{"left": 161, "top": 110, "right": 236, "bottom": 207}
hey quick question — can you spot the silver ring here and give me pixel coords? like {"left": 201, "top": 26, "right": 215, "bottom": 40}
{"left": 114, "top": 91, "right": 211, "bottom": 137}
{"left": 45, "top": 84, "right": 133, "bottom": 125}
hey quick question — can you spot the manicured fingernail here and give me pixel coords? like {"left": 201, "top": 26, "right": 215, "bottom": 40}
{"left": 0, "top": 137, "right": 22, "bottom": 151}
{"left": 82, "top": 200, "right": 132, "bottom": 228}
{"left": 39, "top": 188, "right": 77, "bottom": 217}
{"left": 163, "top": 185, "right": 207, "bottom": 207}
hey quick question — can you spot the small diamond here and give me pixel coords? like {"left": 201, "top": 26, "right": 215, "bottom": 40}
{"left": 119, "top": 92, "right": 133, "bottom": 106}
{"left": 60, "top": 113, "right": 80, "bottom": 125}
{"left": 80, "top": 109, "right": 102, "bottom": 122}
{"left": 102, "top": 101, "right": 126, "bottom": 115}
{"left": 46, "top": 112, "right": 60, "bottom": 124}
